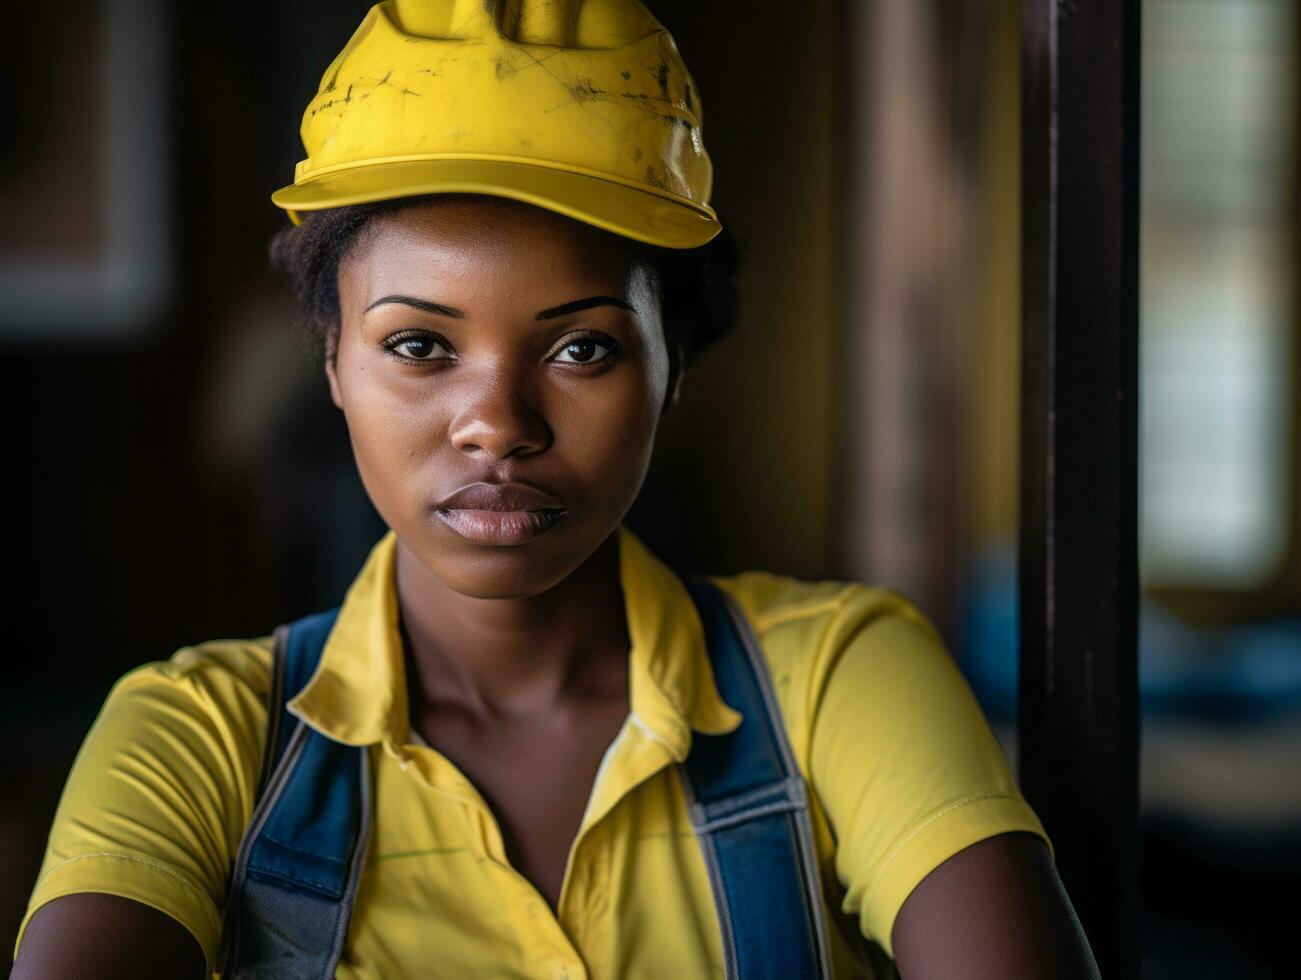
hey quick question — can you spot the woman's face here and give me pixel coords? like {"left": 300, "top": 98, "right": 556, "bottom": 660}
{"left": 329, "top": 198, "right": 670, "bottom": 599}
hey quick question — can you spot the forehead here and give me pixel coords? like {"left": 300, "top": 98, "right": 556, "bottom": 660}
{"left": 340, "top": 197, "right": 641, "bottom": 307}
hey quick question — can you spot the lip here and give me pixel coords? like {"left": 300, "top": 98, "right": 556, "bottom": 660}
{"left": 433, "top": 482, "right": 568, "bottom": 546}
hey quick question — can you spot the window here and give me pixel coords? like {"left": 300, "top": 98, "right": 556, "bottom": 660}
{"left": 1141, "top": 0, "right": 1298, "bottom": 592}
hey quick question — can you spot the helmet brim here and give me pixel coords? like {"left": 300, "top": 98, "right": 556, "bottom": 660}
{"left": 271, "top": 157, "right": 721, "bottom": 249}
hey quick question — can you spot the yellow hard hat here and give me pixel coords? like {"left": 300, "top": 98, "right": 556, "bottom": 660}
{"left": 272, "top": 0, "right": 720, "bottom": 248}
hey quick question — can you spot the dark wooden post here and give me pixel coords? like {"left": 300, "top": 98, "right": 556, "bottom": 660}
{"left": 1019, "top": 2, "right": 1141, "bottom": 977}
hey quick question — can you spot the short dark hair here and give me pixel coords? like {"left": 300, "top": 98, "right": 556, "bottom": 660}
{"left": 267, "top": 196, "right": 740, "bottom": 382}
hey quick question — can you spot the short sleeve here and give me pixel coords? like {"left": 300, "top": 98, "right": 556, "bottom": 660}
{"left": 808, "top": 600, "right": 1049, "bottom": 957}
{"left": 15, "top": 640, "right": 273, "bottom": 976}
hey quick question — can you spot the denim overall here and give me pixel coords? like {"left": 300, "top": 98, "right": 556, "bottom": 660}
{"left": 223, "top": 581, "right": 833, "bottom": 979}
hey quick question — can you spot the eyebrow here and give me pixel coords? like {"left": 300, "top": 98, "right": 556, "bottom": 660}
{"left": 363, "top": 294, "right": 634, "bottom": 320}
{"left": 365, "top": 295, "right": 463, "bottom": 317}
{"left": 535, "top": 295, "right": 634, "bottom": 320}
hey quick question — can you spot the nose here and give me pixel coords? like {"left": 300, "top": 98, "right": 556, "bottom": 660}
{"left": 448, "top": 375, "right": 552, "bottom": 460}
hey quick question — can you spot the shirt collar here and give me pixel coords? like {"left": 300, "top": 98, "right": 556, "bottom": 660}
{"left": 288, "top": 527, "right": 741, "bottom": 756}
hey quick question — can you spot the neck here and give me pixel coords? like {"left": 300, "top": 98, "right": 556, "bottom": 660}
{"left": 395, "top": 532, "right": 629, "bottom": 719}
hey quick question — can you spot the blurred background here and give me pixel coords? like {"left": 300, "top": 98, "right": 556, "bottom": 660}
{"left": 1, "top": 0, "right": 1297, "bottom": 976}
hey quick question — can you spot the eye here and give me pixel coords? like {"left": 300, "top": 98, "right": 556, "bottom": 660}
{"left": 550, "top": 333, "right": 620, "bottom": 365}
{"left": 382, "top": 330, "right": 453, "bottom": 362}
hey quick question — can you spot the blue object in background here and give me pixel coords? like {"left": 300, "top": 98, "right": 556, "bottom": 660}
{"left": 959, "top": 542, "right": 1301, "bottom": 725}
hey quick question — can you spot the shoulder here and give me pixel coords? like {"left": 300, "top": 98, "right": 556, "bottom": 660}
{"left": 94, "top": 629, "right": 279, "bottom": 744}
{"left": 116, "top": 635, "right": 274, "bottom": 694}
{"left": 94, "top": 635, "right": 278, "bottom": 796}
{"left": 103, "top": 636, "right": 276, "bottom": 746}
{"left": 714, "top": 570, "right": 935, "bottom": 650}
{"left": 712, "top": 571, "right": 944, "bottom": 760}
{"left": 21, "top": 636, "right": 276, "bottom": 973}
{"left": 79, "top": 632, "right": 277, "bottom": 810}
{"left": 715, "top": 573, "right": 1046, "bottom": 953}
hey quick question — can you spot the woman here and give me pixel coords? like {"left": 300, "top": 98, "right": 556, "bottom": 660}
{"left": 14, "top": 1, "right": 1098, "bottom": 977}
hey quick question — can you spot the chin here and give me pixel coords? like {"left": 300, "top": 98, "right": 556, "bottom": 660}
{"left": 423, "top": 538, "right": 597, "bottom": 600}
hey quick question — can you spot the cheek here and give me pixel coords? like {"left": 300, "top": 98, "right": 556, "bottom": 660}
{"left": 554, "top": 367, "right": 662, "bottom": 497}
{"left": 334, "top": 346, "right": 445, "bottom": 503}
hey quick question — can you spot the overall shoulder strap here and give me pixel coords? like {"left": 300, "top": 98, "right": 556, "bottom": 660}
{"left": 223, "top": 608, "right": 373, "bottom": 980}
{"left": 681, "top": 580, "right": 833, "bottom": 980}
{"left": 258, "top": 610, "right": 339, "bottom": 795}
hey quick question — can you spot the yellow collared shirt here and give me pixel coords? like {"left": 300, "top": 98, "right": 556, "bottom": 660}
{"left": 18, "top": 528, "right": 1046, "bottom": 978}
